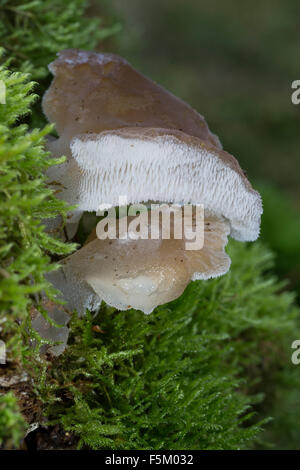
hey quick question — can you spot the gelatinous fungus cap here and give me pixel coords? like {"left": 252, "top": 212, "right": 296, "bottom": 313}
{"left": 43, "top": 49, "right": 262, "bottom": 314}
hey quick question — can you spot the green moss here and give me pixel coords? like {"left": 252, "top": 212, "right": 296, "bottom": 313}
{"left": 37, "top": 241, "right": 299, "bottom": 450}
{"left": 0, "top": 0, "right": 120, "bottom": 80}
{"left": 0, "top": 392, "right": 27, "bottom": 449}
{"left": 0, "top": 56, "right": 76, "bottom": 362}
{"left": 0, "top": 0, "right": 120, "bottom": 128}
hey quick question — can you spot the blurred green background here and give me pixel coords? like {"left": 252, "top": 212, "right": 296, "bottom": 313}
{"left": 100, "top": 0, "right": 300, "bottom": 300}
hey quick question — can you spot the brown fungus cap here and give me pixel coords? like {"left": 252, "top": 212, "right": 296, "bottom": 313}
{"left": 43, "top": 49, "right": 220, "bottom": 150}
